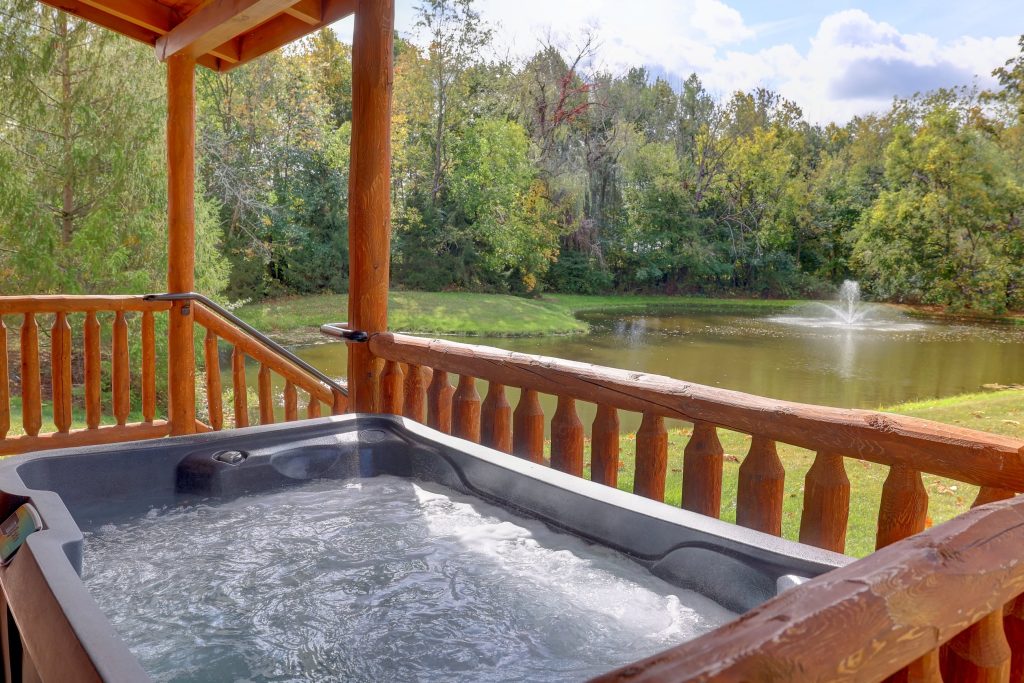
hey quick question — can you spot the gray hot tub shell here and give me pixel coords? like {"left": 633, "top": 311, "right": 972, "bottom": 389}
{"left": 0, "top": 415, "right": 852, "bottom": 681}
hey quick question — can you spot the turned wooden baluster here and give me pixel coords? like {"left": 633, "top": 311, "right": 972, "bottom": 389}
{"left": 452, "top": 375, "right": 481, "bottom": 442}
{"left": 886, "top": 654, "right": 944, "bottom": 683}
{"left": 50, "top": 312, "right": 72, "bottom": 434}
{"left": 682, "top": 422, "right": 724, "bottom": 518}
{"left": 403, "top": 364, "right": 426, "bottom": 423}
{"left": 331, "top": 389, "right": 347, "bottom": 415}
{"left": 306, "top": 394, "right": 322, "bottom": 419}
{"left": 736, "top": 436, "right": 785, "bottom": 535}
{"left": 427, "top": 369, "right": 454, "bottom": 434}
{"left": 258, "top": 364, "right": 274, "bottom": 424}
{"left": 232, "top": 346, "right": 249, "bottom": 428}
{"left": 380, "top": 360, "right": 404, "bottom": 415}
{"left": 112, "top": 311, "right": 130, "bottom": 426}
{"left": 1005, "top": 596, "right": 1024, "bottom": 683}
{"left": 876, "top": 465, "right": 928, "bottom": 550}
{"left": 551, "top": 396, "right": 584, "bottom": 476}
{"left": 634, "top": 412, "right": 668, "bottom": 501}
{"left": 481, "top": 383, "right": 512, "bottom": 453}
{"left": 591, "top": 404, "right": 619, "bottom": 487}
{"left": 283, "top": 382, "right": 298, "bottom": 422}
{"left": 141, "top": 311, "right": 156, "bottom": 423}
{"left": 83, "top": 312, "right": 101, "bottom": 430}
{"left": 0, "top": 318, "right": 8, "bottom": 439}
{"left": 798, "top": 451, "right": 851, "bottom": 553}
{"left": 513, "top": 388, "right": 544, "bottom": 464}
{"left": 20, "top": 313, "right": 41, "bottom": 437}
{"left": 204, "top": 328, "right": 223, "bottom": 430}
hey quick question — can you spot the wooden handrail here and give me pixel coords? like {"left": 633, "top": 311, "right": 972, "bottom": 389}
{"left": 595, "top": 494, "right": 1024, "bottom": 682}
{"left": 368, "top": 333, "right": 1024, "bottom": 491}
{"left": 0, "top": 296, "right": 171, "bottom": 313}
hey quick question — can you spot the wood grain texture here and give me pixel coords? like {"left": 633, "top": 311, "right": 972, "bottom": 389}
{"left": 204, "top": 328, "right": 223, "bottom": 430}
{"left": 591, "top": 404, "right": 620, "bottom": 487}
{"left": 943, "top": 611, "right": 1011, "bottom": 682}
{"left": 634, "top": 412, "right": 668, "bottom": 501}
{"left": 258, "top": 364, "right": 274, "bottom": 424}
{"left": 513, "top": 388, "right": 544, "bottom": 464}
{"left": 50, "top": 312, "right": 72, "bottom": 434}
{"left": 83, "top": 311, "right": 101, "bottom": 430}
{"left": 368, "top": 332, "right": 1024, "bottom": 491}
{"left": 876, "top": 465, "right": 928, "bottom": 550}
{"left": 0, "top": 319, "right": 8, "bottom": 439}
{"left": 0, "top": 295, "right": 170, "bottom": 314}
{"left": 452, "top": 375, "right": 481, "bottom": 442}
{"left": 380, "top": 359, "right": 404, "bottom": 415}
{"left": 403, "top": 363, "right": 426, "bottom": 423}
{"left": 427, "top": 369, "right": 454, "bottom": 434}
{"left": 681, "top": 421, "right": 724, "bottom": 518}
{"left": 141, "top": 310, "right": 156, "bottom": 423}
{"left": 736, "top": 436, "right": 785, "bottom": 536}
{"left": 232, "top": 346, "right": 249, "bottom": 428}
{"left": 481, "top": 382, "right": 512, "bottom": 453}
{"left": 112, "top": 310, "right": 130, "bottom": 426}
{"left": 799, "top": 451, "right": 850, "bottom": 553}
{"left": 283, "top": 381, "right": 298, "bottom": 422}
{"left": 20, "top": 313, "right": 41, "bottom": 437}
{"left": 594, "top": 496, "right": 1024, "bottom": 682}
{"left": 551, "top": 396, "right": 584, "bottom": 476}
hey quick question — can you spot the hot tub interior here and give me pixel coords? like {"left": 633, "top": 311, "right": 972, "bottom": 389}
{"left": 3, "top": 416, "right": 850, "bottom": 682}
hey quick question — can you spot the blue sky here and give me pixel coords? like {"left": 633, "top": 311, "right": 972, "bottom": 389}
{"left": 333, "top": 1, "right": 1021, "bottom": 123}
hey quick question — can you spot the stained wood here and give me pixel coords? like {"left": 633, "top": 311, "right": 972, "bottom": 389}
{"left": 307, "top": 394, "right": 321, "bottom": 419}
{"left": 204, "top": 328, "right": 223, "bottom": 430}
{"left": 232, "top": 346, "right": 249, "bottom": 428}
{"left": 595, "top": 496, "right": 1024, "bottom": 682}
{"left": 166, "top": 53, "right": 197, "bottom": 436}
{"left": 331, "top": 389, "right": 347, "bottom": 415}
{"left": 634, "top": 412, "right": 668, "bottom": 501}
{"left": 513, "top": 388, "right": 544, "bottom": 464}
{"left": 284, "top": 0, "right": 320, "bottom": 23}
{"left": 50, "top": 312, "right": 73, "bottom": 434}
{"left": 0, "top": 421, "right": 171, "bottom": 456}
{"left": 427, "top": 369, "right": 454, "bottom": 434}
{"left": 943, "top": 611, "right": 1011, "bottom": 682}
{"left": 551, "top": 396, "right": 584, "bottom": 476}
{"left": 112, "top": 310, "right": 130, "bottom": 426}
{"left": 974, "top": 487, "right": 1015, "bottom": 507}
{"left": 452, "top": 375, "right": 481, "bottom": 442}
{"left": 403, "top": 363, "right": 426, "bottom": 423}
{"left": 481, "top": 382, "right": 512, "bottom": 453}
{"left": 1004, "top": 596, "right": 1024, "bottom": 682}
{"left": 0, "top": 319, "right": 8, "bottom": 439}
{"left": 225, "top": 0, "right": 357, "bottom": 70}
{"left": 19, "top": 313, "right": 41, "bottom": 437}
{"left": 258, "top": 364, "right": 274, "bottom": 424}
{"left": 346, "top": 0, "right": 393, "bottom": 412}
{"left": 799, "top": 451, "right": 850, "bottom": 553}
{"left": 284, "top": 381, "right": 298, "bottom": 421}
{"left": 155, "top": 0, "right": 298, "bottom": 62}
{"left": 876, "top": 465, "right": 928, "bottom": 550}
{"left": 681, "top": 421, "right": 724, "bottom": 518}
{"left": 368, "top": 333, "right": 1024, "bottom": 491}
{"left": 0, "top": 295, "right": 170, "bottom": 314}
{"left": 887, "top": 653, "right": 944, "bottom": 682}
{"left": 83, "top": 311, "right": 101, "bottom": 430}
{"left": 736, "top": 436, "right": 785, "bottom": 536}
{"left": 380, "top": 359, "right": 404, "bottom": 415}
{"left": 591, "top": 404, "right": 619, "bottom": 487}
{"left": 141, "top": 310, "right": 156, "bottom": 423}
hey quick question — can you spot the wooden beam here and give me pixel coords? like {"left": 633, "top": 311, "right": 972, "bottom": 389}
{"left": 347, "top": 0, "right": 394, "bottom": 413}
{"left": 285, "top": 0, "right": 321, "bottom": 23}
{"left": 155, "top": 0, "right": 300, "bottom": 62}
{"left": 221, "top": 0, "right": 355, "bottom": 71}
{"left": 167, "top": 54, "right": 197, "bottom": 436}
{"left": 76, "top": 0, "right": 177, "bottom": 34}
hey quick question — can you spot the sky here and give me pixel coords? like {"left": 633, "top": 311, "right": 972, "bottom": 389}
{"left": 332, "top": 1, "right": 1022, "bottom": 124}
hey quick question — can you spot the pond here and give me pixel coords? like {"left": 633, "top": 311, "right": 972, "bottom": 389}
{"left": 252, "top": 305, "right": 1024, "bottom": 434}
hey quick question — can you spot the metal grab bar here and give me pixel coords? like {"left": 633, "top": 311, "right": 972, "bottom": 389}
{"left": 143, "top": 292, "right": 350, "bottom": 397}
{"left": 319, "top": 322, "right": 369, "bottom": 343}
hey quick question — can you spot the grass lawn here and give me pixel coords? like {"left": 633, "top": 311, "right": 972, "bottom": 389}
{"left": 235, "top": 291, "right": 802, "bottom": 341}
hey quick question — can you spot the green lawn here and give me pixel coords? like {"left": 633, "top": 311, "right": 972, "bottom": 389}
{"left": 234, "top": 291, "right": 802, "bottom": 341}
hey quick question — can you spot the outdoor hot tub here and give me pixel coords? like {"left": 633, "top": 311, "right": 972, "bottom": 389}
{"left": 0, "top": 415, "right": 850, "bottom": 682}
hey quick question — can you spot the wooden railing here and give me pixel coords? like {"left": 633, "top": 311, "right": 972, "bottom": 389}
{"left": 364, "top": 331, "right": 1024, "bottom": 681}
{"left": 0, "top": 295, "right": 346, "bottom": 455}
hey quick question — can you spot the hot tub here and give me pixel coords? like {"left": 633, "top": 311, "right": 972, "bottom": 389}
{"left": 0, "top": 415, "right": 850, "bottom": 682}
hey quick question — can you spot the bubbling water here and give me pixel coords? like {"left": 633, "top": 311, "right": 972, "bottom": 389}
{"left": 81, "top": 476, "right": 736, "bottom": 683}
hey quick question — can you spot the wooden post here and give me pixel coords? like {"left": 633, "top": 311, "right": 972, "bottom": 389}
{"left": 167, "top": 53, "right": 196, "bottom": 435}
{"left": 347, "top": 0, "right": 394, "bottom": 413}
{"left": 681, "top": 422, "right": 724, "bottom": 518}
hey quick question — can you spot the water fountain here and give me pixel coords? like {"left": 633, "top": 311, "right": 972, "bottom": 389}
{"left": 770, "top": 280, "right": 926, "bottom": 332}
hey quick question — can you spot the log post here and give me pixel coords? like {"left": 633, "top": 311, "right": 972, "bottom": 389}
{"left": 0, "top": 319, "right": 7, "bottom": 439}
{"left": 682, "top": 422, "right": 724, "bottom": 518}
{"left": 736, "top": 436, "right": 785, "bottom": 535}
{"left": 141, "top": 311, "right": 156, "bottom": 423}
{"left": 513, "top": 388, "right": 544, "bottom": 464}
{"left": 50, "top": 312, "right": 72, "bottom": 434}
{"left": 452, "top": 375, "right": 481, "bottom": 442}
{"left": 799, "top": 451, "right": 851, "bottom": 553}
{"left": 258, "top": 364, "right": 274, "bottom": 424}
{"left": 347, "top": 0, "right": 394, "bottom": 413}
{"left": 591, "top": 404, "right": 620, "bottom": 487}
{"left": 20, "top": 313, "right": 41, "bottom": 437}
{"left": 166, "top": 53, "right": 196, "bottom": 435}
{"left": 380, "top": 360, "right": 404, "bottom": 415}
{"left": 83, "top": 312, "right": 101, "bottom": 430}
{"left": 481, "top": 382, "right": 512, "bottom": 453}
{"left": 232, "top": 347, "right": 248, "bottom": 428}
{"left": 112, "top": 311, "right": 130, "bottom": 427}
{"left": 551, "top": 396, "right": 583, "bottom": 476}
{"left": 403, "top": 364, "right": 426, "bottom": 423}
{"left": 634, "top": 412, "right": 668, "bottom": 501}
{"left": 427, "top": 369, "right": 454, "bottom": 434}
{"left": 204, "top": 328, "right": 222, "bottom": 430}
{"left": 876, "top": 465, "right": 928, "bottom": 550}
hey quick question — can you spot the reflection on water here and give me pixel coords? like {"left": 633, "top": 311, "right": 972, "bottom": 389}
{"left": 243, "top": 308, "right": 1024, "bottom": 433}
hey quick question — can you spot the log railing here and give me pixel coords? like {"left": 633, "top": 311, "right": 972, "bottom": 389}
{"left": 0, "top": 294, "right": 346, "bottom": 454}
{"left": 363, "top": 331, "right": 1024, "bottom": 681}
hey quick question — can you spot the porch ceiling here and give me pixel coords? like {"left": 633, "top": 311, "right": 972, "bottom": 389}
{"left": 37, "top": 0, "right": 356, "bottom": 71}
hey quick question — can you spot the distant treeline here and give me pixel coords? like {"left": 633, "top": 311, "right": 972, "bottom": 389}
{"left": 1, "top": 0, "right": 1023, "bottom": 312}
